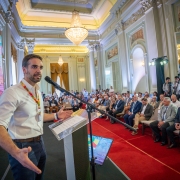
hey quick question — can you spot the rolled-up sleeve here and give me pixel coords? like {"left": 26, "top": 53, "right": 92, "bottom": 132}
{"left": 0, "top": 88, "right": 18, "bottom": 129}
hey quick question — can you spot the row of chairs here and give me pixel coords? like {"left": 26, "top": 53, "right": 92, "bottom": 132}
{"left": 116, "top": 108, "right": 180, "bottom": 145}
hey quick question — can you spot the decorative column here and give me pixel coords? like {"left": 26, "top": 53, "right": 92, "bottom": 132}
{"left": 0, "top": 5, "right": 6, "bottom": 91}
{"left": 162, "top": 0, "right": 178, "bottom": 78}
{"left": 115, "top": 21, "right": 129, "bottom": 92}
{"left": 95, "top": 43, "right": 104, "bottom": 89}
{"left": 3, "top": 4, "right": 14, "bottom": 88}
{"left": 17, "top": 39, "right": 25, "bottom": 82}
{"left": 88, "top": 45, "right": 96, "bottom": 91}
{"left": 139, "top": 0, "right": 162, "bottom": 92}
{"left": 26, "top": 38, "right": 35, "bottom": 54}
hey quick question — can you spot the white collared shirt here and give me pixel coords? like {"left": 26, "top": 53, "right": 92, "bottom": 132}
{"left": 141, "top": 104, "right": 147, "bottom": 114}
{"left": 0, "top": 79, "right": 44, "bottom": 139}
{"left": 172, "top": 100, "right": 180, "bottom": 108}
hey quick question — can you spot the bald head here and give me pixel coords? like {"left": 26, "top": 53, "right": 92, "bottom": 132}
{"left": 171, "top": 94, "right": 177, "bottom": 103}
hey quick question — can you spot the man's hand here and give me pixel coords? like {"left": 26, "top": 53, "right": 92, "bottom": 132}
{"left": 112, "top": 109, "right": 116, "bottom": 112}
{"left": 158, "top": 120, "right": 164, "bottom": 128}
{"left": 15, "top": 146, "right": 41, "bottom": 174}
{"left": 57, "top": 108, "right": 73, "bottom": 120}
{"left": 140, "top": 114, "right": 144, "bottom": 117}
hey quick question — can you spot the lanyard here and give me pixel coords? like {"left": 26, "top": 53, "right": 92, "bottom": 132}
{"left": 20, "top": 81, "right": 40, "bottom": 109}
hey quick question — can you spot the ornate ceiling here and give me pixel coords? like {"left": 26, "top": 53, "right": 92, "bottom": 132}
{"left": 16, "top": 0, "right": 117, "bottom": 30}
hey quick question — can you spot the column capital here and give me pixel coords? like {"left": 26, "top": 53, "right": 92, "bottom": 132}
{"left": 115, "top": 20, "right": 124, "bottom": 35}
{"left": 87, "top": 45, "right": 94, "bottom": 52}
{"left": 26, "top": 38, "right": 35, "bottom": 53}
{"left": 5, "top": 1, "right": 14, "bottom": 27}
{"left": 17, "top": 39, "right": 25, "bottom": 50}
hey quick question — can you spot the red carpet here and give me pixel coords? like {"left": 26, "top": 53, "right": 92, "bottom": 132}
{"left": 90, "top": 118, "right": 180, "bottom": 179}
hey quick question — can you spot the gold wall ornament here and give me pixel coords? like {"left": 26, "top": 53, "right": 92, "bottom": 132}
{"left": 58, "top": 55, "right": 64, "bottom": 65}
{"left": 65, "top": 10, "right": 88, "bottom": 45}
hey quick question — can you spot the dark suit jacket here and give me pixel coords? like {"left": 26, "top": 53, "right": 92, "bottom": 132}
{"left": 130, "top": 101, "right": 142, "bottom": 114}
{"left": 140, "top": 104, "right": 153, "bottom": 120}
{"left": 115, "top": 100, "right": 125, "bottom": 113}
{"left": 174, "top": 107, "right": 180, "bottom": 123}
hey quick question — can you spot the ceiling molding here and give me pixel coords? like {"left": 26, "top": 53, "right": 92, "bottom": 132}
{"left": 33, "top": 45, "right": 88, "bottom": 54}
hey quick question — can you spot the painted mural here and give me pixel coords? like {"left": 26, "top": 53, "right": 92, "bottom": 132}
{"left": 107, "top": 45, "right": 118, "bottom": 60}
{"left": 0, "top": 36, "right": 4, "bottom": 95}
{"left": 131, "top": 29, "right": 144, "bottom": 45}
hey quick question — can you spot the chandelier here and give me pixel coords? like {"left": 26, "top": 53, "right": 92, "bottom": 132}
{"left": 65, "top": 10, "right": 88, "bottom": 46}
{"left": 58, "top": 55, "right": 64, "bottom": 66}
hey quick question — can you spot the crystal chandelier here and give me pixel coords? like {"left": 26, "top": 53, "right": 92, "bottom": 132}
{"left": 65, "top": 10, "right": 88, "bottom": 46}
{"left": 58, "top": 55, "right": 64, "bottom": 66}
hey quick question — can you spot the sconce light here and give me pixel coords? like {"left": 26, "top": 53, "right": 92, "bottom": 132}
{"left": 79, "top": 78, "right": 85, "bottom": 82}
{"left": 149, "top": 56, "right": 169, "bottom": 66}
{"left": 141, "top": 60, "right": 145, "bottom": 66}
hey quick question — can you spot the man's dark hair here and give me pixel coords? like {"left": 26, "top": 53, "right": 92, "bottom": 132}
{"left": 22, "top": 54, "right": 42, "bottom": 67}
{"left": 142, "top": 98, "right": 147, "bottom": 101}
{"left": 166, "top": 77, "right": 170, "bottom": 81}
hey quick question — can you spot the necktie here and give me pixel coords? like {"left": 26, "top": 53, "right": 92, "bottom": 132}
{"left": 132, "top": 102, "right": 136, "bottom": 112}
{"left": 115, "top": 100, "right": 119, "bottom": 110}
{"left": 162, "top": 107, "right": 168, "bottom": 121}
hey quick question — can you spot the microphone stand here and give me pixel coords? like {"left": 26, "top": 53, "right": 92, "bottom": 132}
{"left": 44, "top": 76, "right": 136, "bottom": 180}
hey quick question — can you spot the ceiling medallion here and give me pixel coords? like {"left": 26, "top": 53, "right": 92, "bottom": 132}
{"left": 65, "top": 10, "right": 88, "bottom": 46}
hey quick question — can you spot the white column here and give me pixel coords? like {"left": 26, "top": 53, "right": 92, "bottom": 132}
{"left": 145, "top": 8, "right": 159, "bottom": 92}
{"left": 118, "top": 31, "right": 129, "bottom": 93}
{"left": 17, "top": 40, "right": 25, "bottom": 83}
{"left": 96, "top": 44, "right": 104, "bottom": 89}
{"left": 3, "top": 22, "right": 13, "bottom": 88}
{"left": 163, "top": 1, "right": 178, "bottom": 78}
{"left": 88, "top": 46, "right": 96, "bottom": 91}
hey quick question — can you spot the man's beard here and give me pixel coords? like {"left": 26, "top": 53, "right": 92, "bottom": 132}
{"left": 28, "top": 72, "right": 42, "bottom": 83}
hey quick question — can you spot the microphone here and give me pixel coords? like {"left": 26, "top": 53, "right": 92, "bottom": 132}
{"left": 44, "top": 76, "right": 67, "bottom": 94}
{"left": 44, "top": 76, "right": 58, "bottom": 87}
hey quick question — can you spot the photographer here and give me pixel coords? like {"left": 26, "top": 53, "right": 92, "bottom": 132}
{"left": 162, "top": 77, "right": 173, "bottom": 97}
{"left": 172, "top": 76, "right": 180, "bottom": 100}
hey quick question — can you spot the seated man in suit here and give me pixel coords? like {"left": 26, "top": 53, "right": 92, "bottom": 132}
{"left": 124, "top": 95, "right": 142, "bottom": 128}
{"left": 98, "top": 95, "right": 110, "bottom": 117}
{"left": 124, "top": 93, "right": 132, "bottom": 114}
{"left": 166, "top": 107, "right": 180, "bottom": 148}
{"left": 49, "top": 96, "right": 59, "bottom": 113}
{"left": 108, "top": 94, "right": 125, "bottom": 124}
{"left": 131, "top": 98, "right": 153, "bottom": 135}
{"left": 150, "top": 97, "right": 177, "bottom": 146}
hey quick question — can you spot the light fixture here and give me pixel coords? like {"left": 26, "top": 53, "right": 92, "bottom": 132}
{"left": 149, "top": 56, "right": 169, "bottom": 66}
{"left": 141, "top": 60, "right": 145, "bottom": 66}
{"left": 58, "top": 55, "right": 64, "bottom": 66}
{"left": 65, "top": 10, "right": 88, "bottom": 46}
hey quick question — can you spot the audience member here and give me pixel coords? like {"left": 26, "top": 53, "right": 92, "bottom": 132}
{"left": 71, "top": 97, "right": 79, "bottom": 112}
{"left": 49, "top": 96, "right": 59, "bottom": 113}
{"left": 43, "top": 97, "right": 50, "bottom": 113}
{"left": 166, "top": 107, "right": 180, "bottom": 148}
{"left": 109, "top": 95, "right": 125, "bottom": 124}
{"left": 171, "top": 94, "right": 180, "bottom": 108}
{"left": 163, "top": 77, "right": 172, "bottom": 97}
{"left": 172, "top": 76, "right": 180, "bottom": 100}
{"left": 131, "top": 98, "right": 153, "bottom": 135}
{"left": 124, "top": 95, "right": 142, "bottom": 128}
{"left": 150, "top": 97, "right": 177, "bottom": 146}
